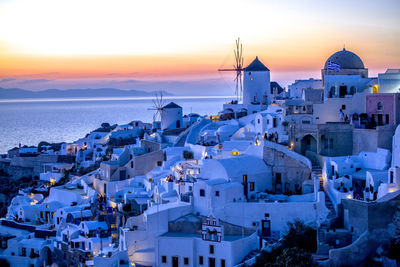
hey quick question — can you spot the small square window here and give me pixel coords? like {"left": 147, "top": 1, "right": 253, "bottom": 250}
{"left": 265, "top": 213, "right": 269, "bottom": 218}
{"left": 209, "top": 245, "right": 214, "bottom": 254}
{"left": 342, "top": 105, "right": 346, "bottom": 110}
{"left": 184, "top": 257, "right": 189, "bottom": 265}
{"left": 161, "top": 255, "right": 167, "bottom": 263}
{"left": 215, "top": 191, "right": 220, "bottom": 197}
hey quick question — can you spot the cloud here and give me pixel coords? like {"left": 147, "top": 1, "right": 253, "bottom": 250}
{"left": 0, "top": 77, "right": 17, "bottom": 82}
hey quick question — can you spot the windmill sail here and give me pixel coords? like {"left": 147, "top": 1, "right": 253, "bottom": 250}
{"left": 148, "top": 91, "right": 165, "bottom": 122}
{"left": 218, "top": 38, "right": 244, "bottom": 102}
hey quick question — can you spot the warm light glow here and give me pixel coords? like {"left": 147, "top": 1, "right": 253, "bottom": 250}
{"left": 389, "top": 188, "right": 397, "bottom": 193}
{"left": 290, "top": 142, "right": 294, "bottom": 150}
{"left": 346, "top": 194, "right": 352, "bottom": 199}
{"left": 373, "top": 84, "right": 379, "bottom": 94}
{"left": 232, "top": 151, "right": 239, "bottom": 156}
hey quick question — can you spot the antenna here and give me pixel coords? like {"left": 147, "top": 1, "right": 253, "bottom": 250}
{"left": 218, "top": 38, "right": 244, "bottom": 102}
{"left": 148, "top": 91, "right": 165, "bottom": 122}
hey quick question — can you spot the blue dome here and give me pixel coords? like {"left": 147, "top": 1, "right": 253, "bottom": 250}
{"left": 324, "top": 48, "right": 365, "bottom": 70}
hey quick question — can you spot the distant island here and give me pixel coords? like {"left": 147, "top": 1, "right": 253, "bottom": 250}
{"left": 0, "top": 87, "right": 173, "bottom": 99}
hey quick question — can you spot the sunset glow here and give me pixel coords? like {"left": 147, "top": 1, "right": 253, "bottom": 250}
{"left": 0, "top": 0, "right": 399, "bottom": 92}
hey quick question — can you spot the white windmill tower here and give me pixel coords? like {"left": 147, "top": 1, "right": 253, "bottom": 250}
{"left": 148, "top": 91, "right": 165, "bottom": 130}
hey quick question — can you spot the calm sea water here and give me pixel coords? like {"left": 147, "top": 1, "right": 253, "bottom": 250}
{"left": 0, "top": 96, "right": 233, "bottom": 154}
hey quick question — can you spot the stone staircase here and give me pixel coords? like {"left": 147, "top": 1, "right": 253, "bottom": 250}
{"left": 312, "top": 163, "right": 336, "bottom": 220}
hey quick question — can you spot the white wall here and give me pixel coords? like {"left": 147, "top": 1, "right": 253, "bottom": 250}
{"left": 162, "top": 107, "right": 183, "bottom": 130}
{"left": 243, "top": 70, "right": 270, "bottom": 105}
{"left": 217, "top": 192, "right": 328, "bottom": 233}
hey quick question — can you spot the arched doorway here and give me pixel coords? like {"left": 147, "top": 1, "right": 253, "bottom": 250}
{"left": 300, "top": 135, "right": 317, "bottom": 156}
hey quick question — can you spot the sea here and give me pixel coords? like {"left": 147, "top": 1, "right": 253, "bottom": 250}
{"left": 0, "top": 96, "right": 234, "bottom": 154}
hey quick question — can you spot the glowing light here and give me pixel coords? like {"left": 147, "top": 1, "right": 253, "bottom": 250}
{"left": 373, "top": 84, "right": 379, "bottom": 94}
{"left": 290, "top": 142, "right": 294, "bottom": 150}
{"left": 389, "top": 188, "right": 397, "bottom": 193}
{"left": 346, "top": 194, "right": 352, "bottom": 199}
{"left": 232, "top": 151, "right": 239, "bottom": 156}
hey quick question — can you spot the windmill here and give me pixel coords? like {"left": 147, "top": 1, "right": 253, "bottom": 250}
{"left": 218, "top": 38, "right": 244, "bottom": 102}
{"left": 148, "top": 91, "right": 165, "bottom": 123}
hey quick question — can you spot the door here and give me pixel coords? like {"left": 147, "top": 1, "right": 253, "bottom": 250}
{"left": 172, "top": 256, "right": 179, "bottom": 267}
{"left": 208, "top": 257, "right": 216, "bottom": 267}
{"left": 339, "top": 86, "right": 347, "bottom": 98}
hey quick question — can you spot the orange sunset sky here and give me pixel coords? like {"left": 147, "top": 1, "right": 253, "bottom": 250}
{"left": 0, "top": 0, "right": 399, "bottom": 95}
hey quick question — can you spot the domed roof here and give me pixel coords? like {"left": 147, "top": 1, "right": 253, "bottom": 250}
{"left": 324, "top": 48, "right": 365, "bottom": 70}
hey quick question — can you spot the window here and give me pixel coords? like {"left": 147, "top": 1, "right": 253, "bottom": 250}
{"left": 342, "top": 105, "right": 346, "bottom": 110}
{"left": 329, "top": 138, "right": 334, "bottom": 149}
{"left": 249, "top": 182, "right": 255, "bottom": 191}
{"left": 390, "top": 171, "right": 394, "bottom": 184}
{"left": 209, "top": 245, "right": 214, "bottom": 254}
{"left": 386, "top": 114, "right": 390, "bottom": 124}
{"left": 189, "top": 186, "right": 192, "bottom": 191}
{"left": 199, "top": 256, "right": 204, "bottom": 265}
{"left": 377, "top": 102, "right": 383, "bottom": 111}
{"left": 258, "top": 119, "right": 260, "bottom": 124}
{"left": 184, "top": 257, "right": 189, "bottom": 265}
{"left": 215, "top": 191, "right": 220, "bottom": 197}
{"left": 130, "top": 161, "right": 133, "bottom": 168}
{"left": 221, "top": 259, "right": 226, "bottom": 267}
{"left": 157, "top": 161, "right": 162, "bottom": 167}
{"left": 200, "top": 189, "right": 205, "bottom": 197}
{"left": 265, "top": 213, "right": 269, "bottom": 218}
{"left": 161, "top": 255, "right": 167, "bottom": 263}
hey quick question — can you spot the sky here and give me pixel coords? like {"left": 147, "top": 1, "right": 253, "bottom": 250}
{"left": 0, "top": 0, "right": 399, "bottom": 95}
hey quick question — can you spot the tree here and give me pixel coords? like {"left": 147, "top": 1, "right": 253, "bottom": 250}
{"left": 254, "top": 219, "right": 317, "bottom": 266}
{"left": 276, "top": 247, "right": 316, "bottom": 267}
{"left": 281, "top": 219, "right": 317, "bottom": 253}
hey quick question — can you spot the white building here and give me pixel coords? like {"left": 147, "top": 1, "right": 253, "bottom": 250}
{"left": 378, "top": 69, "right": 400, "bottom": 94}
{"left": 288, "top": 78, "right": 322, "bottom": 99}
{"left": 155, "top": 215, "right": 258, "bottom": 267}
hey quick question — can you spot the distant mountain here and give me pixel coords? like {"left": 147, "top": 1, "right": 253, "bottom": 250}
{"left": 0, "top": 87, "right": 173, "bottom": 99}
